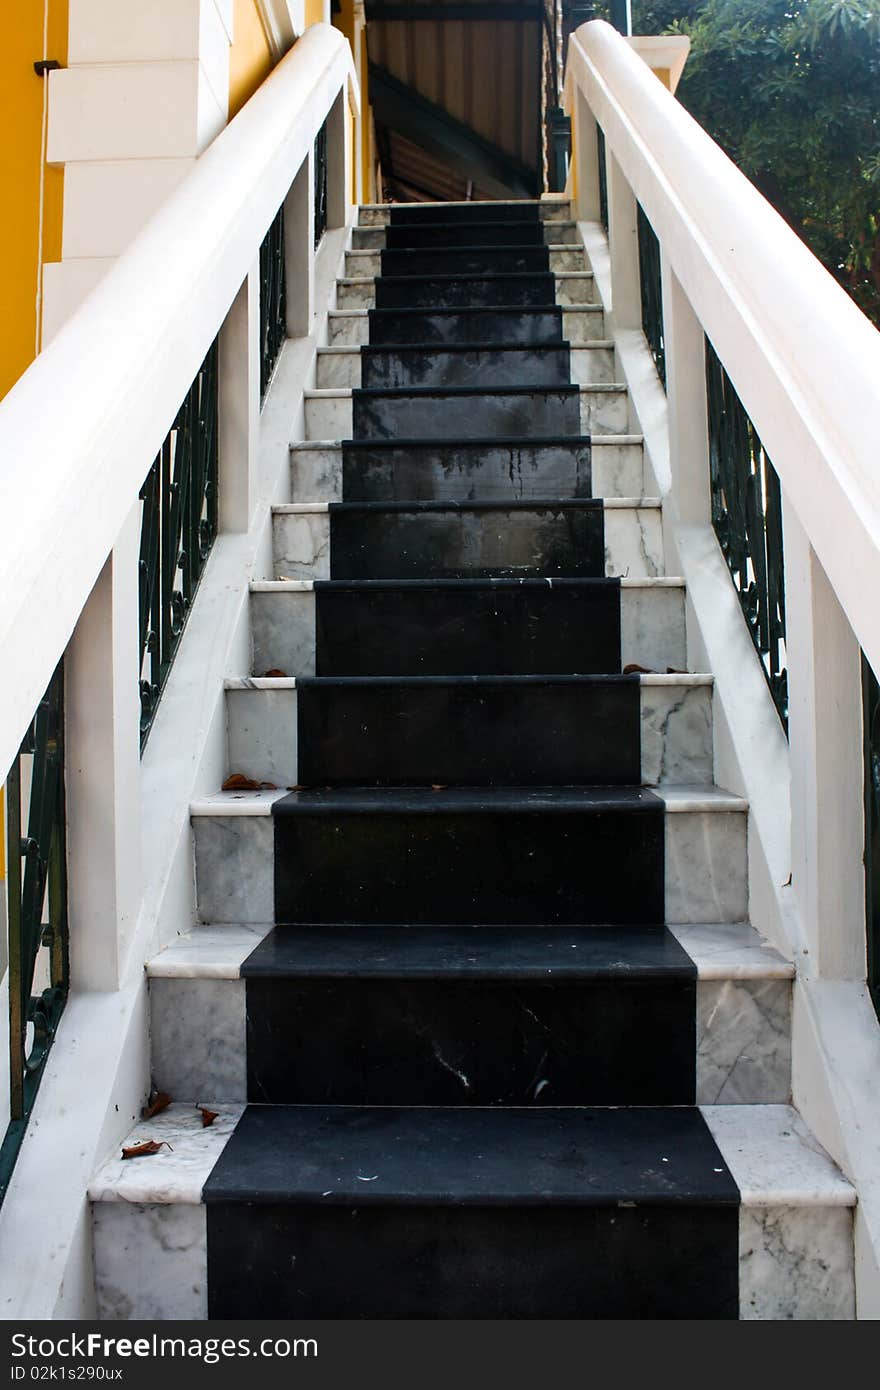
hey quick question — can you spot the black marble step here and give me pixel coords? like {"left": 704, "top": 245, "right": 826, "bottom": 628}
{"left": 296, "top": 674, "right": 638, "bottom": 785}
{"left": 381, "top": 246, "right": 550, "bottom": 278}
{"left": 360, "top": 342, "right": 571, "bottom": 390}
{"left": 243, "top": 925, "right": 695, "bottom": 1107}
{"left": 314, "top": 578, "right": 620, "bottom": 677}
{"left": 389, "top": 201, "right": 542, "bottom": 226}
{"left": 367, "top": 306, "right": 564, "bottom": 347}
{"left": 327, "top": 500, "right": 603, "bottom": 581}
{"left": 375, "top": 273, "right": 557, "bottom": 310}
{"left": 272, "top": 786, "right": 664, "bottom": 926}
{"left": 352, "top": 384, "right": 581, "bottom": 441}
{"left": 385, "top": 220, "right": 546, "bottom": 249}
{"left": 204, "top": 1105, "right": 739, "bottom": 1318}
{"left": 342, "top": 437, "right": 591, "bottom": 503}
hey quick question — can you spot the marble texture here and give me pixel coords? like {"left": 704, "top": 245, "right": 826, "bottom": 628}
{"left": 357, "top": 206, "right": 389, "bottom": 226}
{"left": 226, "top": 682, "right": 298, "bottom": 787}
{"left": 591, "top": 437, "right": 645, "bottom": 497}
{"left": 545, "top": 221, "right": 579, "bottom": 244}
{"left": 701, "top": 1103, "right": 856, "bottom": 1208}
{"left": 640, "top": 676, "right": 713, "bottom": 784}
{"left": 620, "top": 580, "right": 687, "bottom": 672}
{"left": 579, "top": 385, "right": 629, "bottom": 434}
{"left": 556, "top": 272, "right": 597, "bottom": 306}
{"left": 316, "top": 346, "right": 360, "bottom": 389}
{"left": 696, "top": 979, "right": 791, "bottom": 1104}
{"left": 345, "top": 248, "right": 380, "bottom": 277}
{"left": 192, "top": 813, "right": 274, "bottom": 924}
{"left": 603, "top": 503, "right": 664, "bottom": 579}
{"left": 541, "top": 201, "right": 571, "bottom": 221}
{"left": 335, "top": 278, "right": 375, "bottom": 310}
{"left": 549, "top": 246, "right": 587, "bottom": 273}
{"left": 89, "top": 1104, "right": 243, "bottom": 1204}
{"left": 148, "top": 924, "right": 270, "bottom": 978}
{"left": 289, "top": 444, "right": 343, "bottom": 502}
{"left": 272, "top": 507, "right": 330, "bottom": 580}
{"left": 304, "top": 388, "right": 352, "bottom": 441}
{"left": 738, "top": 1206, "right": 854, "bottom": 1320}
{"left": 328, "top": 310, "right": 369, "bottom": 346}
{"left": 93, "top": 1203, "right": 208, "bottom": 1321}
{"left": 151, "top": 978, "right": 247, "bottom": 1102}
{"left": 249, "top": 584, "right": 316, "bottom": 677}
{"left": 563, "top": 306, "right": 606, "bottom": 341}
{"left": 569, "top": 345, "right": 615, "bottom": 385}
{"left": 662, "top": 791, "right": 749, "bottom": 923}
{"left": 669, "top": 922, "right": 794, "bottom": 980}
{"left": 351, "top": 226, "right": 385, "bottom": 250}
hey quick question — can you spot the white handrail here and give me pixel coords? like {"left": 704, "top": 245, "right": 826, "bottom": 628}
{"left": 0, "top": 22, "right": 357, "bottom": 781}
{"left": 566, "top": 20, "right": 880, "bottom": 678}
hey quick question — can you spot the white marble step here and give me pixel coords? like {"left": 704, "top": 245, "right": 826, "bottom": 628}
{"left": 335, "top": 271, "right": 598, "bottom": 311}
{"left": 88, "top": 1099, "right": 854, "bottom": 1321}
{"left": 357, "top": 200, "right": 573, "bottom": 228}
{"left": 327, "top": 304, "right": 607, "bottom": 347}
{"left": 270, "top": 498, "right": 663, "bottom": 581}
{"left": 316, "top": 342, "right": 617, "bottom": 389}
{"left": 145, "top": 919, "right": 791, "bottom": 1109}
{"left": 350, "top": 220, "right": 582, "bottom": 251}
{"left": 291, "top": 435, "right": 645, "bottom": 501}
{"left": 303, "top": 383, "right": 631, "bottom": 440}
{"left": 189, "top": 784, "right": 748, "bottom": 928}
{"left": 223, "top": 671, "right": 711, "bottom": 790}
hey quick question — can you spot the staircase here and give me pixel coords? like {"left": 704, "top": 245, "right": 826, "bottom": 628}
{"left": 89, "top": 199, "right": 856, "bottom": 1320}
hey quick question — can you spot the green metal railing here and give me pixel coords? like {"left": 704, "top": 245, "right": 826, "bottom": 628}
{"left": 637, "top": 203, "right": 665, "bottom": 389}
{"left": 597, "top": 126, "right": 608, "bottom": 231}
{"left": 863, "top": 656, "right": 880, "bottom": 1020}
{"left": 0, "top": 664, "right": 68, "bottom": 1207}
{"left": 259, "top": 203, "right": 287, "bottom": 400}
{"left": 139, "top": 342, "right": 219, "bottom": 748}
{"left": 706, "top": 337, "right": 788, "bottom": 730}
{"left": 314, "top": 118, "right": 328, "bottom": 247}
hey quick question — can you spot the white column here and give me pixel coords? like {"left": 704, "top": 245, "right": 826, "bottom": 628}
{"left": 326, "top": 88, "right": 352, "bottom": 231}
{"left": 65, "top": 504, "right": 143, "bottom": 992}
{"left": 218, "top": 262, "right": 260, "bottom": 534}
{"left": 784, "top": 496, "right": 866, "bottom": 978}
{"left": 284, "top": 154, "right": 316, "bottom": 338}
{"left": 574, "top": 90, "right": 602, "bottom": 224}
{"left": 606, "top": 149, "right": 641, "bottom": 332}
{"left": 660, "top": 254, "right": 711, "bottom": 524}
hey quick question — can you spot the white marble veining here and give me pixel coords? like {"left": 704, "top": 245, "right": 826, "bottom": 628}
{"left": 226, "top": 683, "right": 298, "bottom": 786}
{"left": 697, "top": 979, "right": 791, "bottom": 1103}
{"left": 591, "top": 437, "right": 645, "bottom": 497}
{"left": 351, "top": 226, "right": 385, "bottom": 250}
{"left": 562, "top": 306, "right": 606, "bottom": 341}
{"left": 603, "top": 502, "right": 663, "bottom": 579}
{"left": 272, "top": 507, "right": 330, "bottom": 580}
{"left": 569, "top": 345, "right": 615, "bottom": 385}
{"left": 317, "top": 346, "right": 361, "bottom": 389}
{"left": 357, "top": 206, "right": 389, "bottom": 227}
{"left": 738, "top": 1206, "right": 854, "bottom": 1320}
{"left": 545, "top": 221, "right": 579, "bottom": 244}
{"left": 549, "top": 246, "right": 587, "bottom": 273}
{"left": 640, "top": 676, "right": 712, "bottom": 784}
{"left": 345, "top": 248, "right": 380, "bottom": 277}
{"left": 579, "top": 385, "right": 629, "bottom": 434}
{"left": 93, "top": 1203, "right": 208, "bottom": 1321}
{"left": 151, "top": 978, "right": 248, "bottom": 1103}
{"left": 701, "top": 1104, "right": 856, "bottom": 1207}
{"left": 89, "top": 1104, "right": 242, "bottom": 1204}
{"left": 328, "top": 309, "right": 370, "bottom": 346}
{"left": 148, "top": 924, "right": 271, "bottom": 978}
{"left": 619, "top": 580, "right": 687, "bottom": 672}
{"left": 662, "top": 790, "right": 749, "bottom": 923}
{"left": 335, "top": 278, "right": 375, "bottom": 310}
{"left": 250, "top": 584, "right": 316, "bottom": 677}
{"left": 304, "top": 387, "right": 352, "bottom": 441}
{"left": 555, "top": 272, "right": 597, "bottom": 306}
{"left": 290, "top": 443, "right": 343, "bottom": 501}
{"left": 192, "top": 813, "right": 274, "bottom": 924}
{"left": 669, "top": 922, "right": 793, "bottom": 980}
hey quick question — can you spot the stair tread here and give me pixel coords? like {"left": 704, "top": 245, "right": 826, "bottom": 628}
{"left": 202, "top": 1104, "right": 739, "bottom": 1207}
{"left": 272, "top": 784, "right": 664, "bottom": 816}
{"left": 325, "top": 498, "right": 602, "bottom": 513}
{"left": 240, "top": 923, "right": 695, "bottom": 980}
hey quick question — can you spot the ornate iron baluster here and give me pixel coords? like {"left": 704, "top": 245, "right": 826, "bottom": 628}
{"left": 597, "top": 126, "right": 608, "bottom": 231}
{"left": 138, "top": 340, "right": 219, "bottom": 749}
{"left": 260, "top": 203, "right": 287, "bottom": 400}
{"left": 705, "top": 337, "right": 788, "bottom": 729}
{"left": 863, "top": 656, "right": 880, "bottom": 1020}
{"left": 314, "top": 119, "right": 328, "bottom": 248}
{"left": 637, "top": 203, "right": 666, "bottom": 389}
{"left": 0, "top": 663, "right": 68, "bottom": 1206}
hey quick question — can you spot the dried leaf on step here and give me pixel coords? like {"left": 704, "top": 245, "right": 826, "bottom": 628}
{"left": 623, "top": 663, "right": 655, "bottom": 675}
{"left": 430, "top": 784, "right": 447, "bottom": 792}
{"left": 222, "top": 773, "right": 263, "bottom": 791}
{"left": 121, "top": 1140, "right": 170, "bottom": 1160}
{"left": 263, "top": 669, "right": 288, "bottom": 678}
{"left": 198, "top": 1106, "right": 219, "bottom": 1128}
{"left": 287, "top": 784, "right": 309, "bottom": 792}
{"left": 666, "top": 667, "right": 687, "bottom": 675}
{"left": 141, "top": 1090, "right": 171, "bottom": 1120}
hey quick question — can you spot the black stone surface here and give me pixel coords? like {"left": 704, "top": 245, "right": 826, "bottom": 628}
{"left": 375, "top": 273, "right": 557, "bottom": 309}
{"left": 384, "top": 219, "right": 546, "bottom": 249}
{"left": 272, "top": 786, "right": 664, "bottom": 926}
{"left": 314, "top": 578, "right": 621, "bottom": 676}
{"left": 295, "top": 674, "right": 639, "bottom": 785}
{"left": 327, "top": 500, "right": 604, "bottom": 580}
{"left": 351, "top": 385, "right": 582, "bottom": 440}
{"left": 389, "top": 202, "right": 542, "bottom": 226}
{"left": 360, "top": 343, "right": 571, "bottom": 390}
{"left": 380, "top": 246, "right": 550, "bottom": 278}
{"left": 243, "top": 925, "right": 695, "bottom": 1106}
{"left": 367, "top": 307, "right": 564, "bottom": 346}
{"left": 341, "top": 438, "right": 591, "bottom": 503}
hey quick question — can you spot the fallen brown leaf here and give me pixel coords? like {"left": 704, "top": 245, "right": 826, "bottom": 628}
{"left": 623, "top": 663, "right": 655, "bottom": 675}
{"left": 222, "top": 773, "right": 277, "bottom": 791}
{"left": 198, "top": 1106, "right": 219, "bottom": 1128}
{"left": 287, "top": 783, "right": 310, "bottom": 792}
{"left": 263, "top": 669, "right": 288, "bottom": 678}
{"left": 141, "top": 1090, "right": 171, "bottom": 1120}
{"left": 121, "top": 1140, "right": 170, "bottom": 1161}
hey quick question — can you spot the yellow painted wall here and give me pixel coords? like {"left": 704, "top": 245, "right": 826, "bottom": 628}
{"left": 229, "top": 0, "right": 275, "bottom": 118}
{"left": 0, "top": 2, "right": 68, "bottom": 402}
{"left": 305, "top": 0, "right": 326, "bottom": 26}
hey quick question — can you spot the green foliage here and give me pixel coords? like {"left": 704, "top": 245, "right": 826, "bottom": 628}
{"left": 622, "top": 0, "right": 880, "bottom": 322}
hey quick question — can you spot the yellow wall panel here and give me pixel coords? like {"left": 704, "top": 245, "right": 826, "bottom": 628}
{"left": 0, "top": 1, "right": 68, "bottom": 401}
{"left": 229, "top": 0, "right": 274, "bottom": 118}
{"left": 305, "top": 0, "right": 326, "bottom": 26}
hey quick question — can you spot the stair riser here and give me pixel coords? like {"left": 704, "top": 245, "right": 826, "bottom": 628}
{"left": 291, "top": 439, "right": 644, "bottom": 501}
{"left": 249, "top": 583, "right": 687, "bottom": 679}
{"left": 317, "top": 346, "right": 615, "bottom": 389}
{"left": 352, "top": 221, "right": 581, "bottom": 250}
{"left": 148, "top": 975, "right": 791, "bottom": 1107}
{"left": 373, "top": 275, "right": 559, "bottom": 310}
{"left": 192, "top": 805, "right": 744, "bottom": 926}
{"left": 225, "top": 680, "right": 712, "bottom": 789}
{"left": 306, "top": 386, "right": 629, "bottom": 439}
{"left": 272, "top": 505, "right": 662, "bottom": 580}
{"left": 365, "top": 201, "right": 571, "bottom": 226}
{"left": 327, "top": 307, "right": 605, "bottom": 347}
